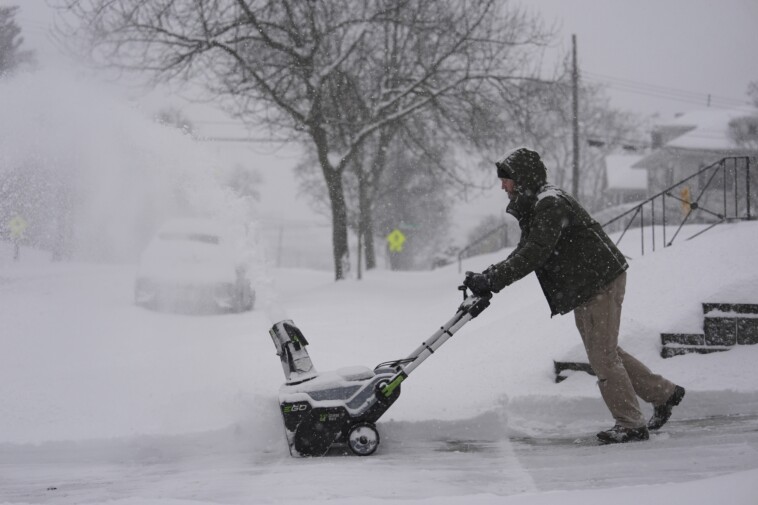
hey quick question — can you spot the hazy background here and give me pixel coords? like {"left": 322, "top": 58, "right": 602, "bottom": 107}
{"left": 3, "top": 0, "right": 757, "bottom": 270}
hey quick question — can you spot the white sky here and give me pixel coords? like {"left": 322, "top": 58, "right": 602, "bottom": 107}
{"left": 10, "top": 0, "right": 757, "bottom": 120}
{"left": 516, "top": 0, "right": 758, "bottom": 118}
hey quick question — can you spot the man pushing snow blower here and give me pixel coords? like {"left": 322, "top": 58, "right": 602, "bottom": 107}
{"left": 266, "top": 147, "right": 684, "bottom": 455}
{"left": 462, "top": 147, "right": 685, "bottom": 445}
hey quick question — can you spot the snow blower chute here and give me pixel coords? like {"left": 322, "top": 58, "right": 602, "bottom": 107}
{"left": 268, "top": 284, "right": 491, "bottom": 457}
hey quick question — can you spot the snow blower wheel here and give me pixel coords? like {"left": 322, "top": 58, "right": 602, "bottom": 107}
{"left": 347, "top": 423, "right": 379, "bottom": 456}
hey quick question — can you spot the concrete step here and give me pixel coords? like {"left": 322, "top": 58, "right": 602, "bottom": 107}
{"left": 660, "top": 345, "right": 732, "bottom": 359}
{"left": 661, "top": 333, "right": 705, "bottom": 346}
{"left": 703, "top": 303, "right": 758, "bottom": 315}
{"left": 553, "top": 360, "right": 594, "bottom": 383}
{"left": 660, "top": 303, "right": 758, "bottom": 358}
{"left": 704, "top": 315, "right": 758, "bottom": 345}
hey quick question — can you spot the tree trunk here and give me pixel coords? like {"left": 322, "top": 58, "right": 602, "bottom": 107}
{"left": 362, "top": 127, "right": 394, "bottom": 270}
{"left": 364, "top": 210, "right": 376, "bottom": 270}
{"left": 323, "top": 167, "right": 349, "bottom": 280}
{"left": 356, "top": 226, "right": 363, "bottom": 280}
{"left": 357, "top": 171, "right": 376, "bottom": 271}
{"left": 313, "top": 128, "right": 350, "bottom": 281}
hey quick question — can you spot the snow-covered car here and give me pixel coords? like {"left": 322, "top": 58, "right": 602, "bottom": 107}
{"left": 135, "top": 218, "right": 255, "bottom": 313}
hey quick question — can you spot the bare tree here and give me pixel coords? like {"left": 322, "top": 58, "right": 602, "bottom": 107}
{"left": 154, "top": 107, "right": 195, "bottom": 136}
{"left": 54, "top": 0, "right": 550, "bottom": 279}
{"left": 371, "top": 139, "right": 452, "bottom": 271}
{"left": 295, "top": 121, "right": 456, "bottom": 272}
{"left": 726, "top": 80, "right": 758, "bottom": 150}
{"left": 748, "top": 80, "right": 758, "bottom": 107}
{"left": 487, "top": 59, "right": 646, "bottom": 210}
{"left": 728, "top": 116, "right": 758, "bottom": 150}
{"left": 0, "top": 6, "right": 35, "bottom": 77}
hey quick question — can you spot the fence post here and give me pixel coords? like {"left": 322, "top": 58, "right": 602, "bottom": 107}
{"left": 662, "top": 193, "right": 667, "bottom": 247}
{"left": 733, "top": 158, "right": 739, "bottom": 217}
{"left": 640, "top": 205, "right": 645, "bottom": 256}
{"left": 651, "top": 197, "right": 656, "bottom": 252}
{"left": 722, "top": 159, "right": 727, "bottom": 218}
{"left": 747, "top": 157, "right": 753, "bottom": 220}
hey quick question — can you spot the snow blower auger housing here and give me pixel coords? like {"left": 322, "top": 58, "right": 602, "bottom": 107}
{"left": 268, "top": 286, "right": 491, "bottom": 457}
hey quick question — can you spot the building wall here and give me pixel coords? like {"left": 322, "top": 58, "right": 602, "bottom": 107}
{"left": 606, "top": 188, "right": 646, "bottom": 206}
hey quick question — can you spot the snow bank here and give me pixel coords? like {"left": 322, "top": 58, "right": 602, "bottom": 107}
{"left": 2, "top": 221, "right": 758, "bottom": 446}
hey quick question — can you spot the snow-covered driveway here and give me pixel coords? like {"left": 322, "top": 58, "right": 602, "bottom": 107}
{"left": 2, "top": 412, "right": 757, "bottom": 504}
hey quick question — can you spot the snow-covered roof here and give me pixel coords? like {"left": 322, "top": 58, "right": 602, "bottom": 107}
{"left": 605, "top": 154, "right": 647, "bottom": 190}
{"left": 632, "top": 146, "right": 722, "bottom": 170}
{"left": 633, "top": 107, "right": 758, "bottom": 170}
{"left": 655, "top": 106, "right": 758, "bottom": 151}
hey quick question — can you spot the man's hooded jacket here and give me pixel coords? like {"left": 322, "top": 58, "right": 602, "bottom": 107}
{"left": 487, "top": 147, "right": 628, "bottom": 316}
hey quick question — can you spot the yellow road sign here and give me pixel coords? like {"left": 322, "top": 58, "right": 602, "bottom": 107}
{"left": 387, "top": 229, "right": 406, "bottom": 252}
{"left": 8, "top": 215, "right": 28, "bottom": 240}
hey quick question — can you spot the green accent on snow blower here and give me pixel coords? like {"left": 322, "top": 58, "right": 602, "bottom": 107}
{"left": 382, "top": 374, "right": 406, "bottom": 397}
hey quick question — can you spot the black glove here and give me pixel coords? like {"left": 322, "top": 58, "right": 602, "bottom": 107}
{"left": 481, "top": 265, "right": 501, "bottom": 293}
{"left": 463, "top": 271, "right": 493, "bottom": 297}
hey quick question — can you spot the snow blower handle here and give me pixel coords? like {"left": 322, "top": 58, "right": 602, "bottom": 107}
{"left": 458, "top": 284, "right": 468, "bottom": 300}
{"left": 458, "top": 283, "right": 492, "bottom": 319}
{"left": 377, "top": 285, "right": 492, "bottom": 399}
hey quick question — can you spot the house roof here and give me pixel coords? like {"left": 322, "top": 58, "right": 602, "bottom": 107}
{"left": 605, "top": 154, "right": 647, "bottom": 191}
{"left": 655, "top": 106, "right": 758, "bottom": 150}
{"left": 632, "top": 146, "right": 726, "bottom": 170}
{"left": 634, "top": 106, "right": 758, "bottom": 169}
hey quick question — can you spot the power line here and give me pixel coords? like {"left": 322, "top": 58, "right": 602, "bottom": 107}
{"left": 194, "top": 120, "right": 248, "bottom": 125}
{"left": 583, "top": 71, "right": 749, "bottom": 105}
{"left": 590, "top": 82, "right": 739, "bottom": 109}
{"left": 583, "top": 71, "right": 751, "bottom": 110}
{"left": 196, "top": 136, "right": 291, "bottom": 143}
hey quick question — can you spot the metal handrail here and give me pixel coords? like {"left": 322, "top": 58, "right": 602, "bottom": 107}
{"left": 602, "top": 156, "right": 754, "bottom": 256}
{"left": 457, "top": 222, "right": 509, "bottom": 273}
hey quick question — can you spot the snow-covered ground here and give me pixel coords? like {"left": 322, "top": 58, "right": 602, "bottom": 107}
{"left": 1, "top": 221, "right": 758, "bottom": 504}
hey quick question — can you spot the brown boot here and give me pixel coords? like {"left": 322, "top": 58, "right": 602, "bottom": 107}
{"left": 648, "top": 385, "right": 685, "bottom": 431}
{"left": 596, "top": 425, "right": 649, "bottom": 444}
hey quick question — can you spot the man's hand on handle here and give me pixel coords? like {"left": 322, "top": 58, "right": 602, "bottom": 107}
{"left": 463, "top": 271, "right": 493, "bottom": 297}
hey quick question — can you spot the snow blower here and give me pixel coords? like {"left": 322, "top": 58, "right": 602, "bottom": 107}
{"left": 268, "top": 284, "right": 491, "bottom": 457}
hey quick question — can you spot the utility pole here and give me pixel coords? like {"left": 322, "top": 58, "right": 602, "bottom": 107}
{"left": 572, "top": 34, "right": 580, "bottom": 199}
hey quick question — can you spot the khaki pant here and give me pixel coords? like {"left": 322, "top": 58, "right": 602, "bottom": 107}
{"left": 574, "top": 272, "right": 676, "bottom": 428}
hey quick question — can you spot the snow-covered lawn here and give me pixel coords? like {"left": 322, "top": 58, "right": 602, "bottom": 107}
{"left": 1, "top": 221, "right": 758, "bottom": 504}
